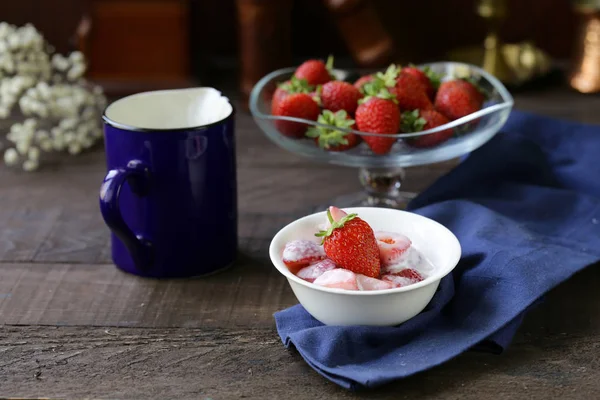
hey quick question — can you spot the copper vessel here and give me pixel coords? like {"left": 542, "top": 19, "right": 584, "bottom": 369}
{"left": 570, "top": 0, "right": 600, "bottom": 93}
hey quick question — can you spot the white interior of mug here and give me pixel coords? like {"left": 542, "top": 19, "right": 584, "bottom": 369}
{"left": 104, "top": 87, "right": 233, "bottom": 130}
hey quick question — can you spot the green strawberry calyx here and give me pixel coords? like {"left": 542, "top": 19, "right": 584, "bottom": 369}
{"left": 306, "top": 110, "right": 355, "bottom": 150}
{"left": 400, "top": 109, "right": 427, "bottom": 132}
{"left": 422, "top": 66, "right": 443, "bottom": 90}
{"left": 458, "top": 76, "right": 490, "bottom": 100}
{"left": 315, "top": 209, "right": 358, "bottom": 243}
{"left": 374, "top": 64, "right": 400, "bottom": 88}
{"left": 278, "top": 76, "right": 314, "bottom": 94}
{"left": 311, "top": 84, "right": 323, "bottom": 106}
{"left": 325, "top": 54, "right": 336, "bottom": 80}
{"left": 358, "top": 63, "right": 400, "bottom": 104}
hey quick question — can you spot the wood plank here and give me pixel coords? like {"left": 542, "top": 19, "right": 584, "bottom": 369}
{"left": 0, "top": 323, "right": 598, "bottom": 399}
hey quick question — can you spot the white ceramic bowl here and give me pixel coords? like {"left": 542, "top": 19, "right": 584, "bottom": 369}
{"left": 269, "top": 207, "right": 461, "bottom": 326}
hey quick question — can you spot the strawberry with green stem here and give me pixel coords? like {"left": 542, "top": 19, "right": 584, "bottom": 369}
{"left": 271, "top": 76, "right": 315, "bottom": 113}
{"left": 306, "top": 110, "right": 359, "bottom": 152}
{"left": 320, "top": 80, "right": 362, "bottom": 115}
{"left": 355, "top": 84, "right": 400, "bottom": 155}
{"left": 315, "top": 209, "right": 381, "bottom": 278}
{"left": 294, "top": 55, "right": 335, "bottom": 86}
{"left": 402, "top": 64, "right": 443, "bottom": 100}
{"left": 434, "top": 78, "right": 485, "bottom": 121}
{"left": 401, "top": 109, "right": 453, "bottom": 148}
{"left": 273, "top": 92, "right": 320, "bottom": 138}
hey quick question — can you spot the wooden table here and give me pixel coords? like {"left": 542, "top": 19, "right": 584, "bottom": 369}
{"left": 1, "top": 85, "right": 600, "bottom": 399}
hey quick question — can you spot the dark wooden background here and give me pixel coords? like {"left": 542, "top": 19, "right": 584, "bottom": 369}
{"left": 0, "top": 0, "right": 578, "bottom": 76}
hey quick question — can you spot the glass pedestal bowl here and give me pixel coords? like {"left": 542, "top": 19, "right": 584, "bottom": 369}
{"left": 249, "top": 62, "right": 514, "bottom": 208}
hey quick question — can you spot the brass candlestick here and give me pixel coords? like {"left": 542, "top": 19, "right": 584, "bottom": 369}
{"left": 478, "top": 0, "right": 514, "bottom": 83}
{"left": 448, "top": 0, "right": 552, "bottom": 86}
{"left": 569, "top": 0, "right": 600, "bottom": 93}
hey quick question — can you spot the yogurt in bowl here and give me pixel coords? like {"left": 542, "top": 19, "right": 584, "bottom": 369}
{"left": 269, "top": 206, "right": 461, "bottom": 326}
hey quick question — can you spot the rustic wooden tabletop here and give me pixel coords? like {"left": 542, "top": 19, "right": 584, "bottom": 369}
{"left": 1, "top": 84, "right": 600, "bottom": 399}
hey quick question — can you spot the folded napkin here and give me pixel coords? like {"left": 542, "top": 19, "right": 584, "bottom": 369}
{"left": 274, "top": 110, "right": 600, "bottom": 390}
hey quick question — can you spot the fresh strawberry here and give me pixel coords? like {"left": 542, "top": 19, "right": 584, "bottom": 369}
{"left": 354, "top": 74, "right": 374, "bottom": 93}
{"left": 271, "top": 76, "right": 314, "bottom": 113}
{"left": 306, "top": 110, "right": 359, "bottom": 152}
{"left": 282, "top": 239, "right": 326, "bottom": 273}
{"left": 391, "top": 268, "right": 424, "bottom": 282}
{"left": 318, "top": 206, "right": 348, "bottom": 231}
{"left": 315, "top": 209, "right": 380, "bottom": 278}
{"left": 355, "top": 88, "right": 400, "bottom": 155}
{"left": 401, "top": 109, "right": 453, "bottom": 148}
{"left": 272, "top": 93, "right": 320, "bottom": 138}
{"left": 356, "top": 274, "right": 394, "bottom": 290}
{"left": 457, "top": 78, "right": 486, "bottom": 106}
{"left": 434, "top": 79, "right": 484, "bottom": 121}
{"left": 294, "top": 55, "right": 334, "bottom": 86}
{"left": 296, "top": 259, "right": 337, "bottom": 283}
{"left": 401, "top": 65, "right": 442, "bottom": 101}
{"left": 313, "top": 269, "right": 359, "bottom": 290}
{"left": 381, "top": 274, "right": 417, "bottom": 288}
{"left": 395, "top": 72, "right": 433, "bottom": 112}
{"left": 320, "top": 81, "right": 362, "bottom": 115}
{"left": 374, "top": 231, "right": 412, "bottom": 266}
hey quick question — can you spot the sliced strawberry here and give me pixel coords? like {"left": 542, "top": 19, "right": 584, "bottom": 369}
{"left": 391, "top": 268, "right": 424, "bottom": 281}
{"left": 356, "top": 274, "right": 394, "bottom": 291}
{"left": 313, "top": 269, "right": 359, "bottom": 290}
{"left": 282, "top": 239, "right": 326, "bottom": 273}
{"left": 315, "top": 209, "right": 380, "bottom": 278}
{"left": 374, "top": 231, "right": 412, "bottom": 266}
{"left": 381, "top": 274, "right": 415, "bottom": 288}
{"left": 306, "top": 110, "right": 359, "bottom": 152}
{"left": 297, "top": 259, "right": 337, "bottom": 283}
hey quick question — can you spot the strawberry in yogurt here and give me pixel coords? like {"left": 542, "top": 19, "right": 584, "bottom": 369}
{"left": 282, "top": 206, "right": 432, "bottom": 291}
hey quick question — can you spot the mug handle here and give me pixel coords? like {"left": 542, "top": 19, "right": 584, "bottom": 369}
{"left": 99, "top": 159, "right": 154, "bottom": 271}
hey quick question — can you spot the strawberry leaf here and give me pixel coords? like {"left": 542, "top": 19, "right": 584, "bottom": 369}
{"left": 306, "top": 109, "right": 355, "bottom": 150}
{"left": 315, "top": 209, "right": 358, "bottom": 243}
{"left": 325, "top": 55, "right": 336, "bottom": 80}
{"left": 374, "top": 64, "right": 400, "bottom": 88}
{"left": 460, "top": 76, "right": 490, "bottom": 100}
{"left": 423, "top": 66, "right": 443, "bottom": 89}
{"left": 278, "top": 76, "right": 315, "bottom": 94}
{"left": 401, "top": 109, "right": 427, "bottom": 132}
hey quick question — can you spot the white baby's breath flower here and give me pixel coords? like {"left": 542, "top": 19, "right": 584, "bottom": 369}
{"left": 27, "top": 146, "right": 40, "bottom": 161}
{"left": 51, "top": 54, "right": 69, "bottom": 71}
{"left": 59, "top": 117, "right": 77, "bottom": 130}
{"left": 3, "top": 147, "right": 19, "bottom": 165}
{"left": 68, "top": 142, "right": 81, "bottom": 155}
{"left": 22, "top": 159, "right": 38, "bottom": 171}
{"left": 35, "top": 129, "right": 49, "bottom": 141}
{"left": 16, "top": 140, "right": 30, "bottom": 155}
{"left": 63, "top": 131, "right": 75, "bottom": 144}
{"left": 52, "top": 136, "right": 65, "bottom": 151}
{"left": 10, "top": 122, "right": 22, "bottom": 133}
{"left": 0, "top": 106, "right": 9, "bottom": 119}
{"left": 23, "top": 118, "right": 36, "bottom": 129}
{"left": 39, "top": 139, "right": 52, "bottom": 152}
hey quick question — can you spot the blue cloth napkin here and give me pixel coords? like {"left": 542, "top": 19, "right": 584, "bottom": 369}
{"left": 274, "top": 110, "right": 600, "bottom": 390}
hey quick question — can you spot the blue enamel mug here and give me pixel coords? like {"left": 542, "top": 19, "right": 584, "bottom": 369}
{"left": 99, "top": 88, "right": 237, "bottom": 278}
